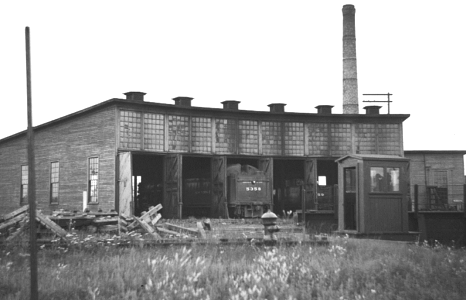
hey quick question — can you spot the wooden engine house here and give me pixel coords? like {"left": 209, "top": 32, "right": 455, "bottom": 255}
{"left": 0, "top": 92, "right": 409, "bottom": 219}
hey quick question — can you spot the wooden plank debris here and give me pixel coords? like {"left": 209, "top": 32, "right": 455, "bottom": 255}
{"left": 150, "top": 213, "right": 162, "bottom": 226}
{"left": 164, "top": 222, "right": 199, "bottom": 235}
{"left": 134, "top": 217, "right": 160, "bottom": 240}
{"left": 35, "top": 210, "right": 68, "bottom": 238}
{"left": 0, "top": 213, "right": 28, "bottom": 232}
{"left": 92, "top": 218, "right": 119, "bottom": 226}
{"left": 127, "top": 204, "right": 162, "bottom": 231}
{"left": 98, "top": 225, "right": 119, "bottom": 232}
{"left": 197, "top": 222, "right": 207, "bottom": 239}
{"left": 139, "top": 204, "right": 162, "bottom": 223}
{"left": 156, "top": 227, "right": 186, "bottom": 238}
{"left": 0, "top": 205, "right": 29, "bottom": 223}
{"left": 6, "top": 216, "right": 29, "bottom": 242}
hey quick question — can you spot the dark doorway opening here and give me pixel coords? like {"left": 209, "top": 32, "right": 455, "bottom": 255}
{"left": 227, "top": 158, "right": 258, "bottom": 169}
{"left": 182, "top": 156, "right": 211, "bottom": 218}
{"left": 273, "top": 159, "right": 304, "bottom": 215}
{"left": 344, "top": 167, "right": 357, "bottom": 230}
{"left": 317, "top": 160, "right": 339, "bottom": 211}
{"left": 132, "top": 154, "right": 164, "bottom": 216}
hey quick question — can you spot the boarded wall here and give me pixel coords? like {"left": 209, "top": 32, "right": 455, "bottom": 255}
{"left": 0, "top": 106, "right": 117, "bottom": 215}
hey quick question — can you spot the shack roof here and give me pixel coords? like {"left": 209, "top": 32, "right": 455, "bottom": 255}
{"left": 335, "top": 154, "right": 410, "bottom": 163}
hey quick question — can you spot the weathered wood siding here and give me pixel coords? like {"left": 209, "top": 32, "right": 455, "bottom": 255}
{"left": 405, "top": 152, "right": 465, "bottom": 208}
{"left": 0, "top": 106, "right": 117, "bottom": 215}
{"left": 0, "top": 137, "right": 28, "bottom": 214}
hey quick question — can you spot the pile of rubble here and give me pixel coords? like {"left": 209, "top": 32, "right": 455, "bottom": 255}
{"left": 120, "top": 204, "right": 207, "bottom": 240}
{"left": 0, "top": 205, "right": 68, "bottom": 242}
{"left": 0, "top": 204, "right": 208, "bottom": 243}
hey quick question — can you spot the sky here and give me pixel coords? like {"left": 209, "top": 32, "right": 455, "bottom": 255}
{"left": 1, "top": 1, "right": 465, "bottom": 156}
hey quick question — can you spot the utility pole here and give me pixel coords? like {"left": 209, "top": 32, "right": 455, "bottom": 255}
{"left": 26, "top": 26, "right": 38, "bottom": 300}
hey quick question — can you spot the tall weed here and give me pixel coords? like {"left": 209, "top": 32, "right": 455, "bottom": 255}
{"left": 0, "top": 237, "right": 465, "bottom": 299}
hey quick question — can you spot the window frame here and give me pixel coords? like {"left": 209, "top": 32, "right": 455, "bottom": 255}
{"left": 20, "top": 165, "right": 28, "bottom": 205}
{"left": 370, "top": 166, "right": 401, "bottom": 193}
{"left": 50, "top": 161, "right": 60, "bottom": 204}
{"left": 88, "top": 157, "right": 100, "bottom": 203}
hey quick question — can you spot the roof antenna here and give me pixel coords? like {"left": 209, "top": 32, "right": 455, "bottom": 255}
{"left": 362, "top": 93, "right": 393, "bottom": 114}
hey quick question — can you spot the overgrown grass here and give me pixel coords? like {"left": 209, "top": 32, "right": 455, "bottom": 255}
{"left": 1, "top": 237, "right": 465, "bottom": 299}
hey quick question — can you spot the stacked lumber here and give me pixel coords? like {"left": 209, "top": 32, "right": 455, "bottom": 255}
{"left": 0, "top": 205, "right": 68, "bottom": 242}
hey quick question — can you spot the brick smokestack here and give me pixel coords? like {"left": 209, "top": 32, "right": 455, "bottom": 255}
{"left": 342, "top": 4, "right": 359, "bottom": 114}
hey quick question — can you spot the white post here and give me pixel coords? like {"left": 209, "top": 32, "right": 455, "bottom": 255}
{"left": 83, "top": 191, "right": 88, "bottom": 211}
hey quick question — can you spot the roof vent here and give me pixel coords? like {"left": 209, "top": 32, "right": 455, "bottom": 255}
{"left": 363, "top": 105, "right": 381, "bottom": 115}
{"left": 173, "top": 96, "right": 193, "bottom": 107}
{"left": 221, "top": 100, "right": 240, "bottom": 110}
{"left": 268, "top": 103, "right": 286, "bottom": 113}
{"left": 315, "top": 105, "right": 334, "bottom": 114}
{"left": 124, "top": 91, "right": 146, "bottom": 101}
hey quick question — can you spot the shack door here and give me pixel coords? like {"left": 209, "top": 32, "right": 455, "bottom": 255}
{"left": 211, "top": 156, "right": 226, "bottom": 218}
{"left": 344, "top": 167, "right": 357, "bottom": 230}
{"left": 118, "top": 152, "right": 133, "bottom": 218}
{"left": 164, "top": 154, "right": 182, "bottom": 219}
{"left": 258, "top": 157, "right": 273, "bottom": 210}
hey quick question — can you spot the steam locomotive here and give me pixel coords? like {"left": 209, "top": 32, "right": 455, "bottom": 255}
{"left": 226, "top": 164, "right": 272, "bottom": 218}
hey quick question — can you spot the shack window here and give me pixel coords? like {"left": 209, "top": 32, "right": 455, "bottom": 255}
{"left": 387, "top": 168, "right": 400, "bottom": 192}
{"left": 50, "top": 162, "right": 59, "bottom": 204}
{"left": 20, "top": 165, "right": 28, "bottom": 205}
{"left": 370, "top": 167, "right": 400, "bottom": 192}
{"left": 344, "top": 168, "right": 356, "bottom": 193}
{"left": 88, "top": 157, "right": 99, "bottom": 203}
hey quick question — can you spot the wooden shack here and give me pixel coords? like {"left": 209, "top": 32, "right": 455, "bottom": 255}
{"left": 335, "top": 154, "right": 416, "bottom": 240}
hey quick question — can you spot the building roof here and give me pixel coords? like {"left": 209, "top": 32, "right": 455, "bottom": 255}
{"left": 0, "top": 97, "right": 411, "bottom": 144}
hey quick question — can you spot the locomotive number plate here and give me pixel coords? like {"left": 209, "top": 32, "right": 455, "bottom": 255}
{"left": 245, "top": 187, "right": 262, "bottom": 191}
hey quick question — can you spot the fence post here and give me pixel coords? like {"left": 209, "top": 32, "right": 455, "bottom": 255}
{"left": 414, "top": 184, "right": 419, "bottom": 218}
{"left": 463, "top": 184, "right": 466, "bottom": 246}
{"left": 302, "top": 185, "right": 306, "bottom": 241}
{"left": 463, "top": 184, "right": 466, "bottom": 213}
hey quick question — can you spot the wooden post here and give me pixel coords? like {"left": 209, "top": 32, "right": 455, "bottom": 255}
{"left": 302, "top": 185, "right": 306, "bottom": 241}
{"left": 463, "top": 184, "right": 466, "bottom": 246}
{"left": 25, "top": 26, "right": 38, "bottom": 300}
{"left": 414, "top": 184, "right": 419, "bottom": 219}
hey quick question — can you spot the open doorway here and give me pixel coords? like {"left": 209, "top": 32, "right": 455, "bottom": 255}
{"left": 273, "top": 159, "right": 304, "bottom": 215}
{"left": 317, "top": 160, "right": 338, "bottom": 211}
{"left": 182, "top": 156, "right": 211, "bottom": 218}
{"left": 132, "top": 154, "right": 164, "bottom": 216}
{"left": 344, "top": 167, "right": 357, "bottom": 230}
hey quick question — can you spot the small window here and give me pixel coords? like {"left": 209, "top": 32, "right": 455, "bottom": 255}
{"left": 344, "top": 168, "right": 356, "bottom": 193}
{"left": 371, "top": 167, "right": 400, "bottom": 192}
{"left": 20, "top": 165, "right": 28, "bottom": 205}
{"left": 88, "top": 157, "right": 99, "bottom": 203}
{"left": 50, "top": 162, "right": 59, "bottom": 204}
{"left": 386, "top": 168, "right": 400, "bottom": 192}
